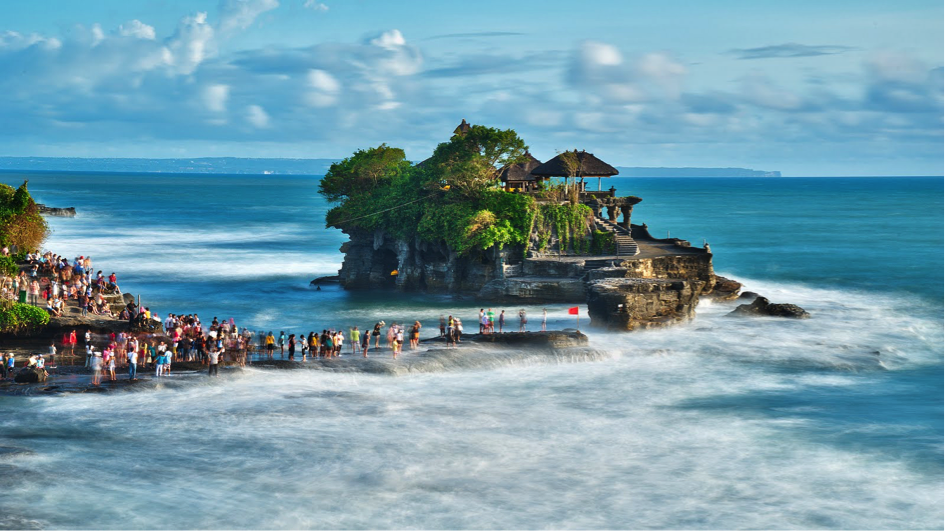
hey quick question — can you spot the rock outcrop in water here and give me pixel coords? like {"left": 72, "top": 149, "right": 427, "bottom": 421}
{"left": 36, "top": 204, "right": 76, "bottom": 217}
{"left": 729, "top": 296, "right": 811, "bottom": 319}
{"left": 586, "top": 278, "right": 706, "bottom": 330}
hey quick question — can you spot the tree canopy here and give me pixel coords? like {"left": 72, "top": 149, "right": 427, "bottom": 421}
{"left": 319, "top": 125, "right": 538, "bottom": 255}
{"left": 0, "top": 181, "right": 48, "bottom": 252}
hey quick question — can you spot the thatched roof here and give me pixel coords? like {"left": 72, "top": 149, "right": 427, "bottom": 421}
{"left": 453, "top": 119, "right": 471, "bottom": 136}
{"left": 499, "top": 152, "right": 542, "bottom": 182}
{"left": 531, "top": 150, "right": 619, "bottom": 177}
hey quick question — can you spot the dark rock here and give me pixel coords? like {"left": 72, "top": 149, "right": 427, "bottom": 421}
{"left": 35, "top": 204, "right": 76, "bottom": 217}
{"left": 707, "top": 275, "right": 742, "bottom": 301}
{"left": 738, "top": 291, "right": 760, "bottom": 301}
{"left": 465, "top": 330, "right": 588, "bottom": 348}
{"left": 14, "top": 367, "right": 47, "bottom": 384}
{"left": 729, "top": 297, "right": 810, "bottom": 319}
{"left": 310, "top": 275, "right": 340, "bottom": 285}
{"left": 586, "top": 277, "right": 707, "bottom": 330}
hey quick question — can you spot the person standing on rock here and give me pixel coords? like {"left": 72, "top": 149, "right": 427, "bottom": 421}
{"left": 127, "top": 346, "right": 138, "bottom": 381}
{"left": 479, "top": 309, "right": 485, "bottom": 334}
{"left": 372, "top": 322, "right": 383, "bottom": 350}
{"left": 278, "top": 331, "right": 286, "bottom": 358}
{"left": 207, "top": 346, "right": 221, "bottom": 376}
{"left": 409, "top": 321, "right": 421, "bottom": 350}
{"left": 349, "top": 327, "right": 360, "bottom": 355}
{"left": 542, "top": 309, "right": 547, "bottom": 332}
{"left": 287, "top": 334, "right": 296, "bottom": 361}
{"left": 439, "top": 315, "right": 446, "bottom": 337}
{"left": 361, "top": 326, "right": 370, "bottom": 357}
{"left": 264, "top": 332, "right": 274, "bottom": 359}
{"left": 498, "top": 310, "right": 506, "bottom": 333}
{"left": 519, "top": 310, "right": 527, "bottom": 332}
{"left": 91, "top": 352, "right": 103, "bottom": 386}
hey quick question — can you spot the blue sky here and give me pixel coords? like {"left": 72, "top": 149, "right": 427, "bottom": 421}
{"left": 1, "top": 0, "right": 942, "bottom": 175}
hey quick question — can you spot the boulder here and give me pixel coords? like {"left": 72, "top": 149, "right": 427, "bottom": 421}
{"left": 729, "top": 297, "right": 810, "bottom": 319}
{"left": 737, "top": 291, "right": 760, "bottom": 301}
{"left": 14, "top": 367, "right": 47, "bottom": 384}
{"left": 707, "top": 275, "right": 742, "bottom": 301}
{"left": 586, "top": 277, "right": 707, "bottom": 330}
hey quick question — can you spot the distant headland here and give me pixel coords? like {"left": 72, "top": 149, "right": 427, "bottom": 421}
{"left": 0, "top": 157, "right": 779, "bottom": 178}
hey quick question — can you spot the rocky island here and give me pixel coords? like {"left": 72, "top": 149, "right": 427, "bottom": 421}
{"left": 321, "top": 121, "right": 748, "bottom": 330}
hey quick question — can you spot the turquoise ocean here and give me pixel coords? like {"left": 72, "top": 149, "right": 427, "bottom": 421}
{"left": 0, "top": 172, "right": 941, "bottom": 529}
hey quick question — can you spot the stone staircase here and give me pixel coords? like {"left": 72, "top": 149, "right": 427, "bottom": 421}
{"left": 595, "top": 216, "right": 639, "bottom": 257}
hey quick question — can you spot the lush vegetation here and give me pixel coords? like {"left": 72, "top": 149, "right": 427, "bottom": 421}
{"left": 319, "top": 125, "right": 597, "bottom": 256}
{"left": 0, "top": 181, "right": 49, "bottom": 252}
{"left": 0, "top": 300, "right": 50, "bottom": 335}
{"left": 0, "top": 255, "right": 17, "bottom": 277}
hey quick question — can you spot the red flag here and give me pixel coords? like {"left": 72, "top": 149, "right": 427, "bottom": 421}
{"left": 568, "top": 306, "right": 579, "bottom": 315}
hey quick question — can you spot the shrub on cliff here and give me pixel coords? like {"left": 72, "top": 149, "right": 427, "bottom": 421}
{"left": 0, "top": 181, "right": 49, "bottom": 251}
{"left": 0, "top": 255, "right": 17, "bottom": 277}
{"left": 0, "top": 300, "right": 50, "bottom": 335}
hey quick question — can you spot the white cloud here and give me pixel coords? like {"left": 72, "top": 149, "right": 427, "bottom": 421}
{"left": 305, "top": 69, "right": 340, "bottom": 107}
{"left": 119, "top": 20, "right": 156, "bottom": 40}
{"left": 219, "top": 0, "right": 280, "bottom": 33}
{"left": 581, "top": 41, "right": 622, "bottom": 66}
{"left": 246, "top": 104, "right": 271, "bottom": 128}
{"left": 203, "top": 84, "right": 230, "bottom": 113}
{"left": 369, "top": 29, "right": 406, "bottom": 50}
{"left": 165, "top": 12, "right": 215, "bottom": 75}
{"left": 91, "top": 24, "right": 105, "bottom": 46}
{"left": 303, "top": 0, "right": 329, "bottom": 12}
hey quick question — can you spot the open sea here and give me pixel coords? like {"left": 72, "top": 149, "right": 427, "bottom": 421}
{"left": 0, "top": 172, "right": 941, "bottom": 529}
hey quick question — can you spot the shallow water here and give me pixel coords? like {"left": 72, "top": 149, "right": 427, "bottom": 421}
{"left": 0, "top": 173, "right": 941, "bottom": 529}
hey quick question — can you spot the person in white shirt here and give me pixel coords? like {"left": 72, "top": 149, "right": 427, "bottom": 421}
{"left": 127, "top": 348, "right": 138, "bottom": 380}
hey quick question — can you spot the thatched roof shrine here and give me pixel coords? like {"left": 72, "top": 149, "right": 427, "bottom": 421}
{"left": 531, "top": 150, "right": 619, "bottom": 178}
{"left": 453, "top": 119, "right": 471, "bottom": 136}
{"left": 499, "top": 152, "right": 542, "bottom": 183}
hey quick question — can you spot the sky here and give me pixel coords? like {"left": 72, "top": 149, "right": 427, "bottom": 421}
{"left": 0, "top": 0, "right": 942, "bottom": 175}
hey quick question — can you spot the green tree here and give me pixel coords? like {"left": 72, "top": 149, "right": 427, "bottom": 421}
{"left": 318, "top": 144, "right": 410, "bottom": 203}
{"left": 426, "top": 125, "right": 528, "bottom": 198}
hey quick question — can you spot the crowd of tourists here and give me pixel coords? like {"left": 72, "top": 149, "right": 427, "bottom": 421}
{"left": 0, "top": 251, "right": 120, "bottom": 317}
{"left": 1, "top": 249, "right": 558, "bottom": 385}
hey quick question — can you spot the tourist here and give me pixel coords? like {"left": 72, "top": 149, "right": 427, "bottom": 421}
{"left": 335, "top": 329, "right": 344, "bottom": 357}
{"left": 439, "top": 315, "right": 446, "bottom": 337}
{"left": 265, "top": 332, "right": 275, "bottom": 359}
{"left": 5, "top": 353, "right": 13, "bottom": 376}
{"left": 107, "top": 350, "right": 116, "bottom": 381}
{"left": 361, "top": 326, "right": 370, "bottom": 357}
{"left": 409, "top": 321, "right": 421, "bottom": 350}
{"left": 278, "top": 331, "right": 286, "bottom": 358}
{"left": 487, "top": 308, "right": 495, "bottom": 333}
{"left": 48, "top": 341, "right": 56, "bottom": 368}
{"left": 372, "top": 322, "right": 383, "bottom": 349}
{"left": 498, "top": 310, "right": 506, "bottom": 333}
{"left": 287, "top": 334, "right": 296, "bottom": 360}
{"left": 454, "top": 318, "right": 463, "bottom": 342}
{"left": 91, "top": 352, "right": 103, "bottom": 386}
{"left": 386, "top": 323, "right": 395, "bottom": 350}
{"left": 393, "top": 326, "right": 403, "bottom": 359}
{"left": 479, "top": 309, "right": 485, "bottom": 334}
{"left": 542, "top": 308, "right": 547, "bottom": 331}
{"left": 127, "top": 345, "right": 138, "bottom": 381}
{"left": 207, "top": 346, "right": 221, "bottom": 376}
{"left": 0, "top": 353, "right": 6, "bottom": 379}
{"left": 349, "top": 327, "right": 360, "bottom": 355}
{"left": 519, "top": 309, "right": 527, "bottom": 332}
